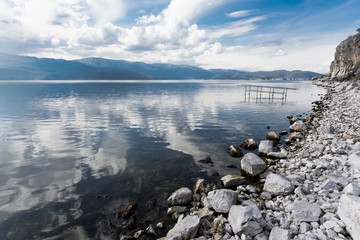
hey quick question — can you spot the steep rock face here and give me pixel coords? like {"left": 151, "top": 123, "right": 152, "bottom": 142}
{"left": 330, "top": 31, "right": 360, "bottom": 78}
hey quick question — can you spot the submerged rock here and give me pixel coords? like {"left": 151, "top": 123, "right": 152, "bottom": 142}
{"left": 263, "top": 173, "right": 294, "bottom": 196}
{"left": 240, "top": 138, "right": 258, "bottom": 150}
{"left": 117, "top": 203, "right": 138, "bottom": 219}
{"left": 167, "top": 187, "right": 192, "bottom": 206}
{"left": 241, "top": 153, "right": 267, "bottom": 176}
{"left": 199, "top": 156, "right": 213, "bottom": 164}
{"left": 221, "top": 174, "right": 246, "bottom": 188}
{"left": 227, "top": 145, "right": 243, "bottom": 157}
{"left": 206, "top": 189, "right": 238, "bottom": 213}
{"left": 166, "top": 215, "right": 200, "bottom": 239}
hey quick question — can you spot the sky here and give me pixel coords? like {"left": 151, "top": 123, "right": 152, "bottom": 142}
{"left": 0, "top": 0, "right": 359, "bottom": 73}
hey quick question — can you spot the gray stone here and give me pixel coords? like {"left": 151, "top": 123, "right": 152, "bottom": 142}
{"left": 221, "top": 174, "right": 246, "bottom": 188}
{"left": 263, "top": 173, "right": 294, "bottom": 196}
{"left": 167, "top": 187, "right": 192, "bottom": 206}
{"left": 290, "top": 121, "right": 307, "bottom": 131}
{"left": 267, "top": 152, "right": 287, "bottom": 159}
{"left": 299, "top": 222, "right": 312, "bottom": 234}
{"left": 321, "top": 180, "right": 339, "bottom": 191}
{"left": 269, "top": 227, "right": 290, "bottom": 240}
{"left": 228, "top": 205, "right": 263, "bottom": 237}
{"left": 337, "top": 194, "right": 360, "bottom": 240}
{"left": 166, "top": 215, "right": 200, "bottom": 239}
{"left": 291, "top": 200, "right": 322, "bottom": 222}
{"left": 260, "top": 191, "right": 272, "bottom": 200}
{"left": 241, "top": 153, "right": 267, "bottom": 176}
{"left": 343, "top": 182, "right": 360, "bottom": 196}
{"left": 206, "top": 189, "right": 238, "bottom": 213}
{"left": 259, "top": 140, "right": 273, "bottom": 155}
{"left": 193, "top": 207, "right": 214, "bottom": 219}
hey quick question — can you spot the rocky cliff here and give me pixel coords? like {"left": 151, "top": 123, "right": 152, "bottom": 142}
{"left": 329, "top": 31, "right": 360, "bottom": 79}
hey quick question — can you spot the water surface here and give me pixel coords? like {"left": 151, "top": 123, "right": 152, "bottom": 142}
{"left": 0, "top": 80, "right": 325, "bottom": 239}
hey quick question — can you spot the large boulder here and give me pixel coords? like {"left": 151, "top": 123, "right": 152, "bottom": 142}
{"left": 228, "top": 205, "right": 263, "bottom": 237}
{"left": 258, "top": 140, "right": 273, "bottom": 155}
{"left": 241, "top": 153, "right": 267, "bottom": 176}
{"left": 240, "top": 138, "right": 258, "bottom": 150}
{"left": 206, "top": 189, "right": 238, "bottom": 213}
{"left": 166, "top": 215, "right": 200, "bottom": 239}
{"left": 337, "top": 194, "right": 360, "bottom": 240}
{"left": 269, "top": 227, "right": 290, "bottom": 240}
{"left": 291, "top": 200, "right": 322, "bottom": 222}
{"left": 263, "top": 173, "right": 294, "bottom": 196}
{"left": 167, "top": 187, "right": 192, "bottom": 206}
{"left": 227, "top": 145, "right": 243, "bottom": 158}
{"left": 221, "top": 174, "right": 246, "bottom": 188}
{"left": 289, "top": 121, "right": 307, "bottom": 131}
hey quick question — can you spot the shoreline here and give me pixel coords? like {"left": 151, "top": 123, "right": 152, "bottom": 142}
{"left": 148, "top": 78, "right": 360, "bottom": 240}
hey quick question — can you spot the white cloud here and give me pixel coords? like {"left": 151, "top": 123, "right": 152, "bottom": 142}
{"left": 226, "top": 10, "right": 252, "bottom": 18}
{"left": 86, "top": 0, "right": 126, "bottom": 26}
{"left": 275, "top": 49, "right": 288, "bottom": 56}
{"left": 209, "top": 16, "right": 266, "bottom": 38}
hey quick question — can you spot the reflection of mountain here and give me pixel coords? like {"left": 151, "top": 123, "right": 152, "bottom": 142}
{"left": 0, "top": 52, "right": 322, "bottom": 80}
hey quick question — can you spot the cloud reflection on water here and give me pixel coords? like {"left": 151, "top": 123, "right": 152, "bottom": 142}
{"left": 0, "top": 80, "right": 326, "bottom": 226}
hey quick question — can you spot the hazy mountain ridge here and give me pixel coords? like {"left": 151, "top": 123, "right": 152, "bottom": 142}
{"left": 0, "top": 53, "right": 322, "bottom": 80}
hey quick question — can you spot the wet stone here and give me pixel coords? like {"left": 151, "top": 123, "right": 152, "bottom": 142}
{"left": 167, "top": 187, "right": 192, "bottom": 206}
{"left": 240, "top": 138, "right": 258, "bottom": 150}
{"left": 117, "top": 203, "right": 138, "bottom": 219}
{"left": 227, "top": 145, "right": 244, "bottom": 157}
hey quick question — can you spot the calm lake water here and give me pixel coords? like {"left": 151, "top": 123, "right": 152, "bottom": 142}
{"left": 0, "top": 80, "right": 326, "bottom": 239}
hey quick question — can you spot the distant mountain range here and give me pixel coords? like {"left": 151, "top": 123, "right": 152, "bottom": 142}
{"left": 0, "top": 53, "right": 322, "bottom": 80}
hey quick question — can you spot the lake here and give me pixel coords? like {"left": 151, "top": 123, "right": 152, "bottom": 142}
{"left": 0, "top": 80, "right": 326, "bottom": 239}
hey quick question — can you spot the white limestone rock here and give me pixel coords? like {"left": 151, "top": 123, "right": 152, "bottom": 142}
{"left": 206, "top": 189, "right": 238, "bottom": 213}
{"left": 241, "top": 153, "right": 267, "bottom": 176}
{"left": 166, "top": 215, "right": 200, "bottom": 239}
{"left": 263, "top": 173, "right": 294, "bottom": 196}
{"left": 290, "top": 120, "right": 307, "bottom": 132}
{"left": 258, "top": 140, "right": 273, "bottom": 155}
{"left": 343, "top": 182, "right": 360, "bottom": 196}
{"left": 337, "top": 194, "right": 360, "bottom": 240}
{"left": 228, "top": 205, "right": 263, "bottom": 237}
{"left": 269, "top": 227, "right": 290, "bottom": 240}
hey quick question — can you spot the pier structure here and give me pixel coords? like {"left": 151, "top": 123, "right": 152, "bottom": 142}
{"left": 242, "top": 84, "right": 298, "bottom": 103}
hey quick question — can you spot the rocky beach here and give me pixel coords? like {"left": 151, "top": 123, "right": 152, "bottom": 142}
{"left": 149, "top": 76, "right": 359, "bottom": 240}
{"left": 139, "top": 32, "right": 360, "bottom": 240}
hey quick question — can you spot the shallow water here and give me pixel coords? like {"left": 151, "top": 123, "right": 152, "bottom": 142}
{"left": 0, "top": 80, "right": 325, "bottom": 239}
